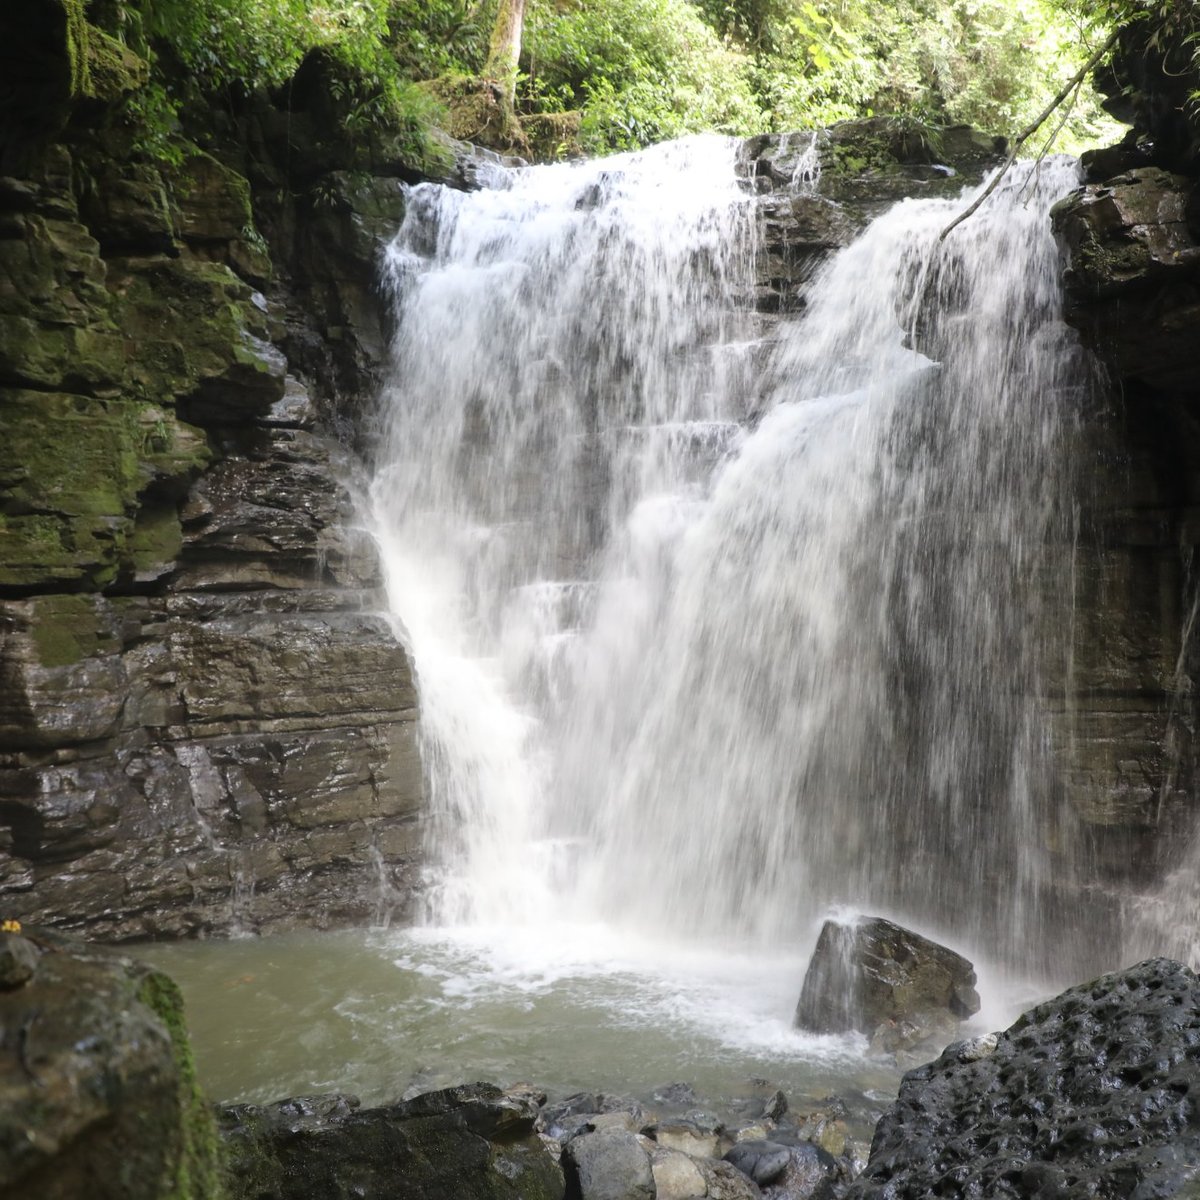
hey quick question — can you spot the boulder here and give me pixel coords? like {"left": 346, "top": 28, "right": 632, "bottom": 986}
{"left": 652, "top": 1116, "right": 722, "bottom": 1159}
{"left": 847, "top": 958, "right": 1200, "bottom": 1199}
{"left": 794, "top": 917, "right": 979, "bottom": 1048}
{"left": 653, "top": 1147, "right": 763, "bottom": 1199}
{"left": 220, "top": 1081, "right": 565, "bottom": 1200}
{"left": 562, "top": 1128, "right": 654, "bottom": 1200}
{"left": 0, "top": 928, "right": 221, "bottom": 1200}
{"left": 724, "top": 1140, "right": 845, "bottom": 1200}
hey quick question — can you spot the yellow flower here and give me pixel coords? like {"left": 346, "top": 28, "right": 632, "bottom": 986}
{"left": 1, "top": 919, "right": 21, "bottom": 934}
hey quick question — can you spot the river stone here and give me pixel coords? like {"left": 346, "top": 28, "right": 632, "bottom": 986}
{"left": 651, "top": 1146, "right": 709, "bottom": 1198}
{"left": 725, "top": 1141, "right": 795, "bottom": 1186}
{"left": 563, "top": 1128, "right": 654, "bottom": 1200}
{"left": 726, "top": 1140, "right": 845, "bottom": 1200}
{"left": 794, "top": 916, "right": 979, "bottom": 1045}
{"left": 653, "top": 1117, "right": 721, "bottom": 1158}
{"left": 846, "top": 958, "right": 1200, "bottom": 1199}
{"left": 220, "top": 1081, "right": 564, "bottom": 1200}
{"left": 759, "top": 1142, "right": 846, "bottom": 1200}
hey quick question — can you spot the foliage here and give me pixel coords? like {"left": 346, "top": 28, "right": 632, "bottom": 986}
{"left": 696, "top": 0, "right": 1122, "bottom": 148}
{"left": 389, "top": 0, "right": 495, "bottom": 77}
{"left": 521, "top": 0, "right": 763, "bottom": 151}
{"left": 91, "top": 1, "right": 445, "bottom": 164}
{"left": 81, "top": 0, "right": 1198, "bottom": 163}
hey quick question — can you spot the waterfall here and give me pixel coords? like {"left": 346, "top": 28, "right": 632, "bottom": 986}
{"left": 370, "top": 138, "right": 1094, "bottom": 977}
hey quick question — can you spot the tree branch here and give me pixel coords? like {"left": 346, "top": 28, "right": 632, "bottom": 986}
{"left": 938, "top": 27, "right": 1121, "bottom": 242}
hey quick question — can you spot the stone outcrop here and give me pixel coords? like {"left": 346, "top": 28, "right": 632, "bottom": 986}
{"left": 1048, "top": 10, "right": 1200, "bottom": 929}
{"left": 219, "top": 1083, "right": 565, "bottom": 1200}
{"left": 0, "top": 926, "right": 221, "bottom": 1200}
{"left": 794, "top": 917, "right": 980, "bottom": 1055}
{"left": 847, "top": 958, "right": 1200, "bottom": 1199}
{"left": 741, "top": 120, "right": 1006, "bottom": 314}
{"left": 1053, "top": 166, "right": 1200, "bottom": 394}
{"left": 0, "top": 6, "right": 432, "bottom": 937}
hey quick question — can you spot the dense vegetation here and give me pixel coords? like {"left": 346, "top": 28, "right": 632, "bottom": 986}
{"left": 80, "top": 0, "right": 1197, "bottom": 159}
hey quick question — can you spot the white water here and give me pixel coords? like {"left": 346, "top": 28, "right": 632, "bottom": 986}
{"left": 369, "top": 138, "right": 1094, "bottom": 1002}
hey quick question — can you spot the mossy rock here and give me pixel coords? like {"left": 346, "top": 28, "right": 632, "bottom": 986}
{"left": 420, "top": 76, "right": 530, "bottom": 158}
{"left": 0, "top": 928, "right": 224, "bottom": 1200}
{"left": 108, "top": 256, "right": 285, "bottom": 417}
{"left": 0, "top": 389, "right": 209, "bottom": 589}
{"left": 84, "top": 24, "right": 148, "bottom": 102}
{"left": 137, "top": 971, "right": 225, "bottom": 1200}
{"left": 817, "top": 118, "right": 1007, "bottom": 205}
{"left": 26, "top": 593, "right": 116, "bottom": 667}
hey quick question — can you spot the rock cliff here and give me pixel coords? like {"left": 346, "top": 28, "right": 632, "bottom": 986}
{"left": 0, "top": 4, "right": 431, "bottom": 938}
{"left": 1050, "top": 11, "right": 1200, "bottom": 932}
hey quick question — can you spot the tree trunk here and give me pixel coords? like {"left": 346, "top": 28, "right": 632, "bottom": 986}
{"left": 484, "top": 0, "right": 525, "bottom": 103}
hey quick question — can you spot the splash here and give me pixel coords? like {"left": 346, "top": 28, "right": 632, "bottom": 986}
{"left": 371, "top": 138, "right": 1094, "bottom": 980}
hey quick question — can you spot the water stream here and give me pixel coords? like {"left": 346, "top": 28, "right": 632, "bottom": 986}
{"left": 151, "top": 138, "right": 1107, "bottom": 1114}
{"left": 371, "top": 140, "right": 1089, "bottom": 966}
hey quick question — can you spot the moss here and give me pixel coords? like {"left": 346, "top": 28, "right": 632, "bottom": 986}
{"left": 85, "top": 24, "right": 148, "bottom": 101}
{"left": 60, "top": 0, "right": 91, "bottom": 96}
{"left": 420, "top": 75, "right": 530, "bottom": 156}
{"left": 0, "top": 391, "right": 209, "bottom": 590}
{"left": 137, "top": 971, "right": 226, "bottom": 1200}
{"left": 29, "top": 595, "right": 104, "bottom": 667}
{"left": 128, "top": 505, "right": 184, "bottom": 576}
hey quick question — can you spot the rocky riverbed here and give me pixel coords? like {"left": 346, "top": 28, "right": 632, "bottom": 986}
{"left": 5, "top": 928, "right": 1200, "bottom": 1200}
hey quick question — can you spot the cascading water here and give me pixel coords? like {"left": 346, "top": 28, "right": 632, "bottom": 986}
{"left": 370, "top": 139, "right": 1096, "bottom": 983}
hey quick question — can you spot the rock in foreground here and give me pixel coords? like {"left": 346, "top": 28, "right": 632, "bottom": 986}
{"left": 847, "top": 958, "right": 1200, "bottom": 1199}
{"left": 0, "top": 928, "right": 220, "bottom": 1200}
{"left": 220, "top": 1082, "right": 565, "bottom": 1200}
{"left": 795, "top": 916, "right": 980, "bottom": 1051}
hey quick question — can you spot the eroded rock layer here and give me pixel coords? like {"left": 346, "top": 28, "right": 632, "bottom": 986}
{"left": 1051, "top": 12, "right": 1200, "bottom": 937}
{"left": 0, "top": 6, "right": 429, "bottom": 938}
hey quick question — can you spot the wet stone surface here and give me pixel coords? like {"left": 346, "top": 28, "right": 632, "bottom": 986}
{"left": 847, "top": 958, "right": 1200, "bottom": 1199}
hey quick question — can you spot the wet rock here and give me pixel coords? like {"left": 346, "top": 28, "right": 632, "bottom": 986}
{"left": 759, "top": 1143, "right": 846, "bottom": 1200}
{"left": 221, "top": 1081, "right": 564, "bottom": 1200}
{"left": 760, "top": 1090, "right": 789, "bottom": 1122}
{"left": 0, "top": 931, "right": 38, "bottom": 987}
{"left": 0, "top": 928, "right": 220, "bottom": 1200}
{"left": 651, "top": 1146, "right": 709, "bottom": 1199}
{"left": 563, "top": 1128, "right": 654, "bottom": 1200}
{"left": 701, "top": 1158, "right": 766, "bottom": 1199}
{"left": 1053, "top": 166, "right": 1200, "bottom": 393}
{"left": 541, "top": 1093, "right": 657, "bottom": 1145}
{"left": 794, "top": 916, "right": 979, "bottom": 1049}
{"left": 0, "top": 15, "right": 433, "bottom": 942}
{"left": 652, "top": 1116, "right": 722, "bottom": 1158}
{"left": 653, "top": 1082, "right": 700, "bottom": 1108}
{"left": 794, "top": 1112, "right": 848, "bottom": 1160}
{"left": 726, "top": 1138, "right": 848, "bottom": 1200}
{"left": 726, "top": 1140, "right": 794, "bottom": 1186}
{"left": 847, "top": 958, "right": 1200, "bottom": 1199}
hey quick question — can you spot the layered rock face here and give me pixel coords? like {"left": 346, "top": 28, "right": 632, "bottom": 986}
{"left": 741, "top": 120, "right": 1006, "bottom": 316}
{"left": 0, "top": 8, "right": 425, "bottom": 937}
{"left": 1050, "top": 16, "right": 1200, "bottom": 919}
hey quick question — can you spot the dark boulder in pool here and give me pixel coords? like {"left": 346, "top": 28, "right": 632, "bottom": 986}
{"left": 846, "top": 958, "right": 1200, "bottom": 1199}
{"left": 794, "top": 916, "right": 980, "bottom": 1050}
{"left": 220, "top": 1081, "right": 565, "bottom": 1200}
